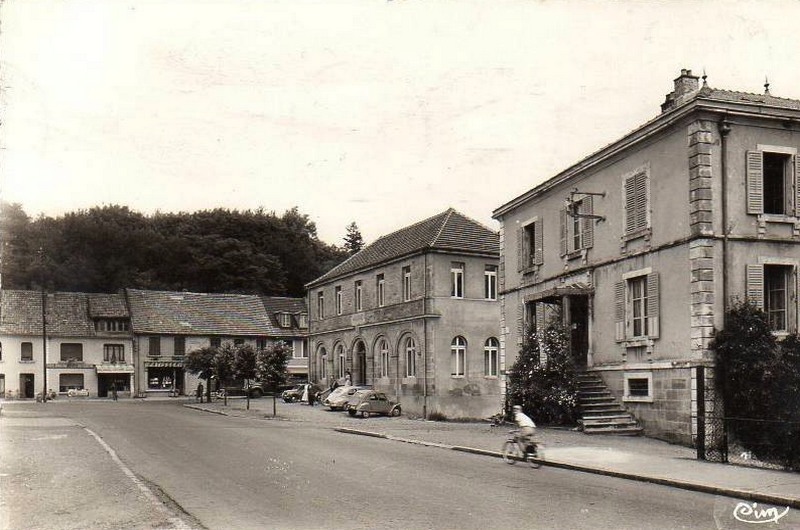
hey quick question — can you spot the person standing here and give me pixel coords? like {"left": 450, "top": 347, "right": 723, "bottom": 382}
{"left": 111, "top": 382, "right": 118, "bottom": 401}
{"left": 196, "top": 382, "right": 204, "bottom": 403}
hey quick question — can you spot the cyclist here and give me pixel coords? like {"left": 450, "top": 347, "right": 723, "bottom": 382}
{"left": 512, "top": 405, "right": 536, "bottom": 451}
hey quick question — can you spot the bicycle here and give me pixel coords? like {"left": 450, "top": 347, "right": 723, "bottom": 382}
{"left": 502, "top": 430, "right": 542, "bottom": 468}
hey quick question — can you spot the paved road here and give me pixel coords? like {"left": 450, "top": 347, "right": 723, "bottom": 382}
{"left": 2, "top": 401, "right": 797, "bottom": 530}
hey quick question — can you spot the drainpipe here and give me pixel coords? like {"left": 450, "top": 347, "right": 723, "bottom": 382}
{"left": 423, "top": 253, "right": 429, "bottom": 420}
{"left": 41, "top": 289, "right": 47, "bottom": 403}
{"left": 718, "top": 117, "right": 731, "bottom": 322}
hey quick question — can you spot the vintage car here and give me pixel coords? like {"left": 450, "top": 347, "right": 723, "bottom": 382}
{"left": 281, "top": 384, "right": 320, "bottom": 403}
{"left": 323, "top": 385, "right": 361, "bottom": 410}
{"left": 346, "top": 390, "right": 401, "bottom": 418}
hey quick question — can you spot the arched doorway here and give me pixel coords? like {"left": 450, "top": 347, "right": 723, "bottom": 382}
{"left": 353, "top": 340, "right": 367, "bottom": 386}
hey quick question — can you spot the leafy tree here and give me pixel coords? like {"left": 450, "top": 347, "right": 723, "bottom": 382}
{"left": 184, "top": 346, "right": 217, "bottom": 402}
{"left": 257, "top": 341, "right": 291, "bottom": 417}
{"left": 343, "top": 222, "right": 364, "bottom": 255}
{"left": 234, "top": 344, "right": 258, "bottom": 410}
{"left": 212, "top": 344, "right": 236, "bottom": 406}
{"left": 506, "top": 320, "right": 579, "bottom": 426}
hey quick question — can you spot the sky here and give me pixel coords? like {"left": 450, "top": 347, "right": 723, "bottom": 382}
{"left": 2, "top": 0, "right": 800, "bottom": 246}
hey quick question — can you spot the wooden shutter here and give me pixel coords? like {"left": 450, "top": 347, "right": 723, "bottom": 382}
{"left": 517, "top": 303, "right": 525, "bottom": 344}
{"left": 647, "top": 272, "right": 660, "bottom": 339}
{"left": 535, "top": 302, "right": 545, "bottom": 333}
{"left": 614, "top": 281, "right": 625, "bottom": 342}
{"left": 745, "top": 264, "right": 764, "bottom": 310}
{"left": 560, "top": 208, "right": 567, "bottom": 256}
{"left": 581, "top": 196, "right": 594, "bottom": 249}
{"left": 517, "top": 227, "right": 525, "bottom": 272}
{"left": 746, "top": 151, "right": 764, "bottom": 214}
{"left": 534, "top": 219, "right": 544, "bottom": 265}
{"left": 795, "top": 155, "right": 800, "bottom": 217}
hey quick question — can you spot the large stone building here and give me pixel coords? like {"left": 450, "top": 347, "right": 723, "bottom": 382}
{"left": 492, "top": 70, "right": 800, "bottom": 444}
{"left": 306, "top": 208, "right": 501, "bottom": 419}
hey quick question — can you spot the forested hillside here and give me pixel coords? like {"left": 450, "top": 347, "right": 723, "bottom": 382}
{"left": 0, "top": 203, "right": 348, "bottom": 297}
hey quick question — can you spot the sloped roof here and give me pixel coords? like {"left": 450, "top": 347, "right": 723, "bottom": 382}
{"left": 125, "top": 289, "right": 272, "bottom": 336}
{"left": 0, "top": 290, "right": 95, "bottom": 337}
{"left": 88, "top": 293, "right": 129, "bottom": 318}
{"left": 308, "top": 208, "right": 499, "bottom": 286}
{"left": 260, "top": 296, "right": 308, "bottom": 338}
{"left": 700, "top": 87, "right": 800, "bottom": 111}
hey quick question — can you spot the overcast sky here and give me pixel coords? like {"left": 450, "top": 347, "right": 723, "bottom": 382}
{"left": 2, "top": 0, "right": 800, "bottom": 245}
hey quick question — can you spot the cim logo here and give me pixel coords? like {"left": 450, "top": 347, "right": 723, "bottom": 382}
{"left": 733, "top": 502, "right": 790, "bottom": 524}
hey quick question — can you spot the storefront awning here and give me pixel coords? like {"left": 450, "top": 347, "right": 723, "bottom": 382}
{"left": 144, "top": 360, "right": 185, "bottom": 368}
{"left": 96, "top": 364, "right": 135, "bottom": 374}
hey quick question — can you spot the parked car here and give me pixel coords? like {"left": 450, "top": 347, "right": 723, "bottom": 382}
{"left": 346, "top": 390, "right": 401, "bottom": 418}
{"left": 244, "top": 381, "right": 296, "bottom": 399}
{"left": 282, "top": 384, "right": 320, "bottom": 403}
{"left": 323, "top": 385, "right": 361, "bottom": 410}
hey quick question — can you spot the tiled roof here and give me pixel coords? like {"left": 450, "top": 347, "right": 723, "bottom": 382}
{"left": 88, "top": 293, "right": 129, "bottom": 318}
{"left": 0, "top": 290, "right": 95, "bottom": 337}
{"left": 125, "top": 289, "right": 273, "bottom": 336}
{"left": 699, "top": 87, "right": 800, "bottom": 111}
{"left": 260, "top": 296, "right": 308, "bottom": 338}
{"left": 308, "top": 208, "right": 499, "bottom": 286}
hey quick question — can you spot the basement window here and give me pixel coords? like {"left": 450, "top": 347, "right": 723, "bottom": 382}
{"left": 623, "top": 372, "right": 653, "bottom": 403}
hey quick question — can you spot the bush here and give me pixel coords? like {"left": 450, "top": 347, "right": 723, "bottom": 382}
{"left": 506, "top": 322, "right": 579, "bottom": 426}
{"left": 712, "top": 300, "right": 800, "bottom": 469}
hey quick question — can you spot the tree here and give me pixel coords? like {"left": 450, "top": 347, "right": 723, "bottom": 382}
{"left": 234, "top": 344, "right": 258, "bottom": 410}
{"left": 212, "top": 344, "right": 236, "bottom": 406}
{"left": 343, "top": 222, "right": 364, "bottom": 255}
{"left": 506, "top": 321, "right": 579, "bottom": 426}
{"left": 184, "top": 346, "right": 217, "bottom": 402}
{"left": 257, "top": 341, "right": 292, "bottom": 417}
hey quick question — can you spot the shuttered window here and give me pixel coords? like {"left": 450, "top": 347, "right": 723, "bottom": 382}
{"left": 747, "top": 263, "right": 796, "bottom": 332}
{"left": 746, "top": 150, "right": 800, "bottom": 216}
{"left": 561, "top": 197, "right": 594, "bottom": 254}
{"left": 615, "top": 271, "right": 660, "bottom": 341}
{"left": 623, "top": 170, "right": 649, "bottom": 235}
{"left": 517, "top": 218, "right": 543, "bottom": 271}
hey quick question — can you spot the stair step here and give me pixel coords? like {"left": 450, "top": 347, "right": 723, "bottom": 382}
{"left": 582, "top": 416, "right": 637, "bottom": 425}
{"left": 579, "top": 396, "right": 616, "bottom": 403}
{"left": 582, "top": 414, "right": 632, "bottom": 421}
{"left": 584, "top": 426, "right": 643, "bottom": 436}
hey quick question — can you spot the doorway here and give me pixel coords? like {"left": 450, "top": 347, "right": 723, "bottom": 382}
{"left": 354, "top": 341, "right": 367, "bottom": 386}
{"left": 20, "top": 374, "right": 35, "bottom": 398}
{"left": 569, "top": 296, "right": 589, "bottom": 369}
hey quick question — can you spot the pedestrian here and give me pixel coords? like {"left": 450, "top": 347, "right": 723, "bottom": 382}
{"left": 196, "top": 382, "right": 204, "bottom": 403}
{"left": 111, "top": 382, "right": 118, "bottom": 401}
{"left": 307, "top": 385, "right": 315, "bottom": 407}
{"left": 345, "top": 371, "right": 352, "bottom": 387}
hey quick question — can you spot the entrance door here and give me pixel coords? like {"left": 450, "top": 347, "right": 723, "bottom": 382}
{"left": 20, "top": 374, "right": 35, "bottom": 398}
{"left": 569, "top": 296, "right": 589, "bottom": 369}
{"left": 354, "top": 342, "right": 367, "bottom": 386}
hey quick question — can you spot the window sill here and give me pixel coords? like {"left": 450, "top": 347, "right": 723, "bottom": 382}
{"left": 484, "top": 375, "right": 499, "bottom": 379}
{"left": 450, "top": 375, "right": 465, "bottom": 379}
{"left": 402, "top": 376, "right": 417, "bottom": 384}
{"left": 20, "top": 359, "right": 35, "bottom": 364}
{"left": 521, "top": 265, "right": 539, "bottom": 275}
{"left": 758, "top": 213, "right": 798, "bottom": 224}
{"left": 621, "top": 227, "right": 651, "bottom": 243}
{"left": 566, "top": 250, "right": 583, "bottom": 261}
{"left": 623, "top": 395, "right": 654, "bottom": 403}
{"left": 623, "top": 339, "right": 651, "bottom": 348}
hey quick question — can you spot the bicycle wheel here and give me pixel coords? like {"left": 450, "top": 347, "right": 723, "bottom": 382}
{"left": 502, "top": 441, "right": 522, "bottom": 465}
{"left": 526, "top": 444, "right": 542, "bottom": 468}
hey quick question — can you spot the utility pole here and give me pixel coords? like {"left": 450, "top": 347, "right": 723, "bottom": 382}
{"left": 39, "top": 247, "right": 48, "bottom": 403}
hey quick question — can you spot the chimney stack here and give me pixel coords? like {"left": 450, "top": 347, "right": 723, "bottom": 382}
{"left": 661, "top": 69, "right": 700, "bottom": 113}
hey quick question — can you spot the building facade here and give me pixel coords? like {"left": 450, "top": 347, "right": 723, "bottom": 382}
{"left": 493, "top": 70, "right": 800, "bottom": 444}
{"left": 306, "top": 209, "right": 501, "bottom": 419}
{"left": 0, "top": 291, "right": 134, "bottom": 399}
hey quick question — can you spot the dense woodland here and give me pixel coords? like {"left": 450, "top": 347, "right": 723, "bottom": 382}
{"left": 0, "top": 203, "right": 352, "bottom": 297}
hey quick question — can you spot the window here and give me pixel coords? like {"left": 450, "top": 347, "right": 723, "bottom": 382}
{"left": 60, "top": 343, "right": 83, "bottom": 362}
{"left": 210, "top": 337, "right": 221, "bottom": 349}
{"left": 103, "top": 344, "right": 125, "bottom": 362}
{"left": 257, "top": 337, "right": 268, "bottom": 350}
{"left": 484, "top": 338, "right": 499, "bottom": 377}
{"left": 451, "top": 263, "right": 464, "bottom": 299}
{"left": 336, "top": 344, "right": 345, "bottom": 378}
{"left": 405, "top": 337, "right": 416, "bottom": 377}
{"left": 295, "top": 340, "right": 307, "bottom": 358}
{"left": 747, "top": 264, "right": 795, "bottom": 332}
{"left": 624, "top": 372, "right": 653, "bottom": 402}
{"left": 561, "top": 197, "right": 594, "bottom": 255}
{"left": 451, "top": 336, "right": 466, "bottom": 377}
{"left": 402, "top": 266, "right": 412, "bottom": 302}
{"left": 519, "top": 219, "right": 543, "bottom": 271}
{"left": 378, "top": 339, "right": 389, "bottom": 378}
{"left": 484, "top": 265, "right": 497, "bottom": 300}
{"left": 335, "top": 286, "right": 343, "bottom": 315}
{"left": 317, "top": 291, "right": 325, "bottom": 319}
{"left": 623, "top": 167, "right": 650, "bottom": 236}
{"left": 0, "top": 341, "right": 3, "bottom": 361}
{"left": 354, "top": 281, "right": 363, "bottom": 311}
{"left": 615, "top": 270, "right": 660, "bottom": 341}
{"left": 746, "top": 148, "right": 798, "bottom": 216}
{"left": 279, "top": 313, "right": 292, "bottom": 328}
{"left": 0, "top": 374, "right": 5, "bottom": 395}
{"left": 173, "top": 337, "right": 186, "bottom": 356}
{"left": 21, "top": 342, "right": 33, "bottom": 361}
{"left": 59, "top": 373, "right": 84, "bottom": 393}
{"left": 148, "top": 337, "right": 161, "bottom": 357}
{"left": 319, "top": 347, "right": 328, "bottom": 380}
{"left": 376, "top": 274, "right": 385, "bottom": 307}
{"left": 298, "top": 313, "right": 308, "bottom": 328}
{"left": 95, "top": 319, "right": 129, "bottom": 332}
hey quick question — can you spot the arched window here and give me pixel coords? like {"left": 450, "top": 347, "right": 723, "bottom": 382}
{"left": 451, "top": 336, "right": 466, "bottom": 377}
{"left": 404, "top": 337, "right": 416, "bottom": 377}
{"left": 335, "top": 343, "right": 345, "bottom": 379}
{"left": 484, "top": 337, "right": 499, "bottom": 377}
{"left": 378, "top": 339, "right": 389, "bottom": 378}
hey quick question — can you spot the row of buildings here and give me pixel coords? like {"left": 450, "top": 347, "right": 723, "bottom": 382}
{"left": 3, "top": 70, "right": 799, "bottom": 445}
{"left": 0, "top": 289, "right": 308, "bottom": 399}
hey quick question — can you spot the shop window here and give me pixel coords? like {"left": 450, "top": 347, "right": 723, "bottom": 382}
{"left": 21, "top": 342, "right": 33, "bottom": 362}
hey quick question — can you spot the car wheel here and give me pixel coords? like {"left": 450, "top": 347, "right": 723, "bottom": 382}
{"left": 391, "top": 407, "right": 401, "bottom": 417}
{"left": 348, "top": 410, "right": 357, "bottom": 417}
{"left": 361, "top": 410, "right": 370, "bottom": 419}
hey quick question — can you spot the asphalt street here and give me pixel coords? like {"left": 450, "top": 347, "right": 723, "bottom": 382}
{"left": 2, "top": 401, "right": 798, "bottom": 530}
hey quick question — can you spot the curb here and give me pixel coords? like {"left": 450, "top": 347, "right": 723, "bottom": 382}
{"left": 336, "top": 428, "right": 800, "bottom": 510}
{"left": 183, "top": 404, "right": 229, "bottom": 416}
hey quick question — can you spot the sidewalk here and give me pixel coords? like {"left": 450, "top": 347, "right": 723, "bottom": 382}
{"left": 185, "top": 397, "right": 800, "bottom": 509}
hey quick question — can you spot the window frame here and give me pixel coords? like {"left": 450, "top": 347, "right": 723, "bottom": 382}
{"left": 317, "top": 291, "right": 325, "bottom": 319}
{"left": 615, "top": 268, "right": 660, "bottom": 343}
{"left": 354, "top": 280, "right": 363, "bottom": 312}
{"left": 623, "top": 372, "right": 654, "bottom": 403}
{"left": 378, "top": 339, "right": 389, "bottom": 378}
{"left": 376, "top": 274, "right": 385, "bottom": 307}
{"left": 484, "top": 337, "right": 499, "bottom": 377}
{"left": 21, "top": 341, "right": 33, "bottom": 362}
{"left": 402, "top": 266, "right": 412, "bottom": 302}
{"left": 450, "top": 336, "right": 466, "bottom": 377}
{"left": 103, "top": 344, "right": 125, "bottom": 362}
{"left": 621, "top": 165, "right": 651, "bottom": 241}
{"left": 404, "top": 337, "right": 416, "bottom": 378}
{"left": 148, "top": 337, "right": 161, "bottom": 357}
{"left": 451, "top": 262, "right": 465, "bottom": 299}
{"left": 746, "top": 145, "right": 799, "bottom": 217}
{"left": 484, "top": 265, "right": 498, "bottom": 300}
{"left": 335, "top": 285, "right": 343, "bottom": 316}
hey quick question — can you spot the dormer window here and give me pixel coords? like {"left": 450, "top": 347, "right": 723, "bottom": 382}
{"left": 298, "top": 313, "right": 308, "bottom": 329}
{"left": 278, "top": 313, "right": 293, "bottom": 328}
{"left": 95, "top": 319, "right": 130, "bottom": 332}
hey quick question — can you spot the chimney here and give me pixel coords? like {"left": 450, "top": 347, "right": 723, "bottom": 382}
{"left": 661, "top": 69, "right": 700, "bottom": 113}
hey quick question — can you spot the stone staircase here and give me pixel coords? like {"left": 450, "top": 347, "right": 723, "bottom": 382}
{"left": 577, "top": 372, "right": 643, "bottom": 435}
